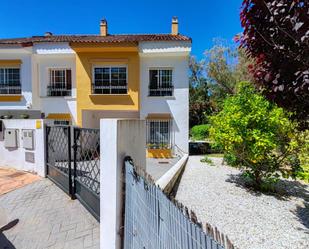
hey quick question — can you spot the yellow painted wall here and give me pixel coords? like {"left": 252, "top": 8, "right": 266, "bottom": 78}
{"left": 71, "top": 43, "right": 140, "bottom": 126}
{"left": 0, "top": 95, "right": 23, "bottom": 102}
{"left": 147, "top": 149, "right": 172, "bottom": 158}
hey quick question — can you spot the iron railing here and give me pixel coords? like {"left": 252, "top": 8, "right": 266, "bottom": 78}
{"left": 149, "top": 85, "right": 174, "bottom": 97}
{"left": 0, "top": 84, "right": 22, "bottom": 94}
{"left": 91, "top": 83, "right": 127, "bottom": 94}
{"left": 47, "top": 85, "right": 72, "bottom": 97}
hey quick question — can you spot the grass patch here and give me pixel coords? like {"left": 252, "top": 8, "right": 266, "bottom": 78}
{"left": 200, "top": 155, "right": 215, "bottom": 166}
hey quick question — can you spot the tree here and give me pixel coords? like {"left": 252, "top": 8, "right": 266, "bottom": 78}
{"left": 210, "top": 82, "right": 301, "bottom": 190}
{"left": 204, "top": 40, "right": 253, "bottom": 111}
{"left": 239, "top": 0, "right": 309, "bottom": 125}
{"left": 189, "top": 57, "right": 211, "bottom": 127}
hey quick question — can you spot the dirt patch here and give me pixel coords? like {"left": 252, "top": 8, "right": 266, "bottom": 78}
{"left": 0, "top": 167, "right": 41, "bottom": 195}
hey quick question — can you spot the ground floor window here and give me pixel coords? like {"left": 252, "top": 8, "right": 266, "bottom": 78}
{"left": 53, "top": 120, "right": 70, "bottom": 126}
{"left": 146, "top": 119, "right": 172, "bottom": 149}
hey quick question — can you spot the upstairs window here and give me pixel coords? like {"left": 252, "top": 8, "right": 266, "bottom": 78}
{"left": 149, "top": 69, "right": 173, "bottom": 96}
{"left": 92, "top": 66, "right": 127, "bottom": 94}
{"left": 47, "top": 69, "right": 72, "bottom": 97}
{"left": 0, "top": 68, "right": 21, "bottom": 94}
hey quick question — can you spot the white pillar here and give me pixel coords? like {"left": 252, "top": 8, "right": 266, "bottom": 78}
{"left": 100, "top": 119, "right": 146, "bottom": 249}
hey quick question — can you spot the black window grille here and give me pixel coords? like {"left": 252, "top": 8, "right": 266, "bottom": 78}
{"left": 149, "top": 69, "right": 173, "bottom": 96}
{"left": 92, "top": 66, "right": 127, "bottom": 94}
{"left": 0, "top": 68, "right": 21, "bottom": 94}
{"left": 47, "top": 69, "right": 72, "bottom": 97}
{"left": 146, "top": 119, "right": 172, "bottom": 149}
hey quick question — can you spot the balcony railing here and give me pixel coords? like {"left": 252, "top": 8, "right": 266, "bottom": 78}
{"left": 0, "top": 84, "right": 22, "bottom": 95}
{"left": 47, "top": 85, "right": 71, "bottom": 97}
{"left": 91, "top": 83, "right": 127, "bottom": 94}
{"left": 148, "top": 85, "right": 174, "bottom": 97}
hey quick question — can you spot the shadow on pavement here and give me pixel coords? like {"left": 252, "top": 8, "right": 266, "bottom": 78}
{"left": 0, "top": 219, "right": 19, "bottom": 249}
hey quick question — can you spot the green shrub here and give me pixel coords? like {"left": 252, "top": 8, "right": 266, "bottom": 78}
{"left": 292, "top": 130, "right": 309, "bottom": 182}
{"left": 191, "top": 124, "right": 210, "bottom": 140}
{"left": 210, "top": 82, "right": 302, "bottom": 190}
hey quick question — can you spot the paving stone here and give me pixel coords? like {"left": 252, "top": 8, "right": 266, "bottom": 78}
{"left": 0, "top": 179, "right": 99, "bottom": 249}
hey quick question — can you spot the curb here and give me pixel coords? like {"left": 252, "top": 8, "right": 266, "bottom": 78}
{"left": 156, "top": 154, "right": 189, "bottom": 194}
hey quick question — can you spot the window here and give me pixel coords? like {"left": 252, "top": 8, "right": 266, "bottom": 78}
{"left": 146, "top": 119, "right": 172, "bottom": 149}
{"left": 0, "top": 68, "right": 21, "bottom": 94}
{"left": 149, "top": 69, "right": 173, "bottom": 96}
{"left": 47, "top": 69, "right": 72, "bottom": 97}
{"left": 53, "top": 120, "right": 70, "bottom": 126}
{"left": 92, "top": 66, "right": 127, "bottom": 94}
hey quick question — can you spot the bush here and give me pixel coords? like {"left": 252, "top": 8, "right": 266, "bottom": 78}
{"left": 292, "top": 130, "right": 309, "bottom": 182}
{"left": 190, "top": 124, "right": 210, "bottom": 141}
{"left": 210, "top": 82, "right": 302, "bottom": 190}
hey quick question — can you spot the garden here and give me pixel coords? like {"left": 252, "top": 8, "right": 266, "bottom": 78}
{"left": 182, "top": 2, "right": 309, "bottom": 247}
{"left": 189, "top": 0, "right": 309, "bottom": 190}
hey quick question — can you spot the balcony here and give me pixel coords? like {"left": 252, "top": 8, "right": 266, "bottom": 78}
{"left": 148, "top": 85, "right": 174, "bottom": 97}
{"left": 47, "top": 85, "right": 71, "bottom": 97}
{"left": 0, "top": 83, "right": 22, "bottom": 95}
{"left": 91, "top": 83, "right": 127, "bottom": 94}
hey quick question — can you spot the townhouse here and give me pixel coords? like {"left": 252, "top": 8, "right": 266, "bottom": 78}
{"left": 0, "top": 17, "right": 191, "bottom": 157}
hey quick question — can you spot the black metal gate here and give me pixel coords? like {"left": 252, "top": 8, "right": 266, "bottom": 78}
{"left": 46, "top": 126, "right": 73, "bottom": 196}
{"left": 73, "top": 128, "right": 100, "bottom": 221}
{"left": 45, "top": 125, "right": 100, "bottom": 221}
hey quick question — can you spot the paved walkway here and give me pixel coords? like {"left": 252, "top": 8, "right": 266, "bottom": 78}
{"left": 146, "top": 157, "right": 179, "bottom": 181}
{"left": 0, "top": 179, "right": 99, "bottom": 249}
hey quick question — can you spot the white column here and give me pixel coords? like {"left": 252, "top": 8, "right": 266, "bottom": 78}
{"left": 100, "top": 119, "right": 146, "bottom": 249}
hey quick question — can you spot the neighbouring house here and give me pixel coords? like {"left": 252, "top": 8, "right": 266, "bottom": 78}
{"left": 0, "top": 17, "right": 191, "bottom": 158}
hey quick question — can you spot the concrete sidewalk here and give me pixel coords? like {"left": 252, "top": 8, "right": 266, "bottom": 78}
{"left": 0, "top": 179, "right": 99, "bottom": 249}
{"left": 146, "top": 157, "right": 179, "bottom": 181}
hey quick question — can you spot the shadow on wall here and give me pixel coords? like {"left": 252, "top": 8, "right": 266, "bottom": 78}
{"left": 0, "top": 219, "right": 19, "bottom": 249}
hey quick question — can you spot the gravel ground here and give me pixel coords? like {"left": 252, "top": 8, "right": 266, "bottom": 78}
{"left": 176, "top": 156, "right": 309, "bottom": 249}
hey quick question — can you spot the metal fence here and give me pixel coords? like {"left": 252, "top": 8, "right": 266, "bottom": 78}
{"left": 124, "top": 158, "right": 237, "bottom": 249}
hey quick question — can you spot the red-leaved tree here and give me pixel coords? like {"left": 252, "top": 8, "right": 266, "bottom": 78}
{"left": 239, "top": 0, "right": 309, "bottom": 126}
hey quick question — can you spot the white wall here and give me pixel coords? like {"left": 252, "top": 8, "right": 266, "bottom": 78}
{"left": 0, "top": 119, "right": 46, "bottom": 176}
{"left": 0, "top": 47, "right": 33, "bottom": 110}
{"left": 100, "top": 119, "right": 146, "bottom": 249}
{"left": 139, "top": 54, "right": 190, "bottom": 153}
{"left": 32, "top": 48, "right": 77, "bottom": 123}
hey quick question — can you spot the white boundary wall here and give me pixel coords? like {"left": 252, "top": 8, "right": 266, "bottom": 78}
{"left": 100, "top": 119, "right": 146, "bottom": 249}
{"left": 0, "top": 119, "right": 46, "bottom": 176}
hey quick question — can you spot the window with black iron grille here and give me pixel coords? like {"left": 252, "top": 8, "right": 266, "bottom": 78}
{"left": 149, "top": 69, "right": 173, "bottom": 96}
{"left": 146, "top": 119, "right": 172, "bottom": 149}
{"left": 47, "top": 69, "right": 72, "bottom": 97}
{"left": 0, "top": 68, "right": 21, "bottom": 94}
{"left": 92, "top": 66, "right": 127, "bottom": 94}
{"left": 53, "top": 120, "right": 70, "bottom": 126}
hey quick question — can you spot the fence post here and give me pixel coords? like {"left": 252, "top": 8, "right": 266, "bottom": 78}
{"left": 100, "top": 119, "right": 146, "bottom": 249}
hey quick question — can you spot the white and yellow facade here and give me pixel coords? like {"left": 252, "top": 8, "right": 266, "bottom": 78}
{"left": 0, "top": 18, "right": 191, "bottom": 157}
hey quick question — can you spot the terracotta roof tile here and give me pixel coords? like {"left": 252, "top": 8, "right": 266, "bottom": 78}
{"left": 0, "top": 34, "right": 191, "bottom": 45}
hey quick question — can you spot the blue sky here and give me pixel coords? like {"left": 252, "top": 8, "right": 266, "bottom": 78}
{"left": 0, "top": 0, "right": 243, "bottom": 58}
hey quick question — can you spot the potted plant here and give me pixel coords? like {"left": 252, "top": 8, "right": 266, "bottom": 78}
{"left": 20, "top": 114, "right": 29, "bottom": 119}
